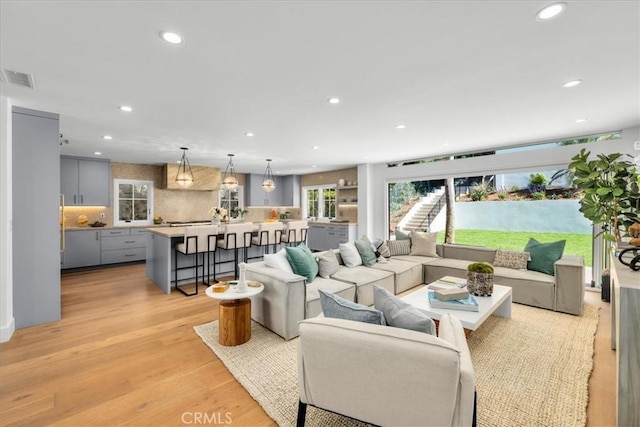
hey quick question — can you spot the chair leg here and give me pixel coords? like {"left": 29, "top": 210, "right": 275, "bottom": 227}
{"left": 175, "top": 251, "right": 197, "bottom": 297}
{"left": 234, "top": 248, "right": 239, "bottom": 279}
{"left": 296, "top": 400, "right": 307, "bottom": 427}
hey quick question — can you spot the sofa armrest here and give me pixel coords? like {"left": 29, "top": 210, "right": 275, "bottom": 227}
{"left": 245, "top": 263, "right": 307, "bottom": 340}
{"left": 437, "top": 314, "right": 476, "bottom": 427}
{"left": 554, "top": 255, "right": 585, "bottom": 315}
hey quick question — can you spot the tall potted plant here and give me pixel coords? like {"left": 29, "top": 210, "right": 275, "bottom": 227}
{"left": 568, "top": 148, "right": 640, "bottom": 243}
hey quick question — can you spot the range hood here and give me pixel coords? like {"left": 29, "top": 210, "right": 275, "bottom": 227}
{"left": 161, "top": 164, "right": 221, "bottom": 191}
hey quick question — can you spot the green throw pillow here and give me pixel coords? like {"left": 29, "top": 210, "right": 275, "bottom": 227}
{"left": 354, "top": 235, "right": 377, "bottom": 266}
{"left": 524, "top": 238, "right": 566, "bottom": 276}
{"left": 285, "top": 243, "right": 319, "bottom": 283}
{"left": 395, "top": 229, "right": 411, "bottom": 240}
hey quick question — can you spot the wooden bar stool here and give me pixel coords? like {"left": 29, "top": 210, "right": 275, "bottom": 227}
{"left": 174, "top": 225, "right": 218, "bottom": 296}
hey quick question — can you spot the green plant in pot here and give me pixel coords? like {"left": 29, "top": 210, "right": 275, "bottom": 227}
{"left": 466, "top": 262, "right": 494, "bottom": 296}
{"left": 568, "top": 148, "right": 640, "bottom": 243}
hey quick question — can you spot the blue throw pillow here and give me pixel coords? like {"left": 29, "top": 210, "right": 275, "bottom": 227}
{"left": 319, "top": 290, "right": 386, "bottom": 325}
{"left": 524, "top": 238, "right": 566, "bottom": 276}
{"left": 285, "top": 243, "right": 319, "bottom": 283}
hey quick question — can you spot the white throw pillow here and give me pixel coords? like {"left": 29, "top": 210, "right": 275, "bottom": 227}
{"left": 264, "top": 248, "right": 294, "bottom": 273}
{"left": 339, "top": 241, "right": 363, "bottom": 268}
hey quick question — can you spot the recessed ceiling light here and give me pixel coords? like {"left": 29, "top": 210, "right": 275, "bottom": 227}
{"left": 536, "top": 3, "right": 566, "bottom": 21}
{"left": 102, "top": 135, "right": 113, "bottom": 140}
{"left": 575, "top": 118, "right": 588, "bottom": 123}
{"left": 94, "top": 151, "right": 102, "bottom": 155}
{"left": 311, "top": 146, "right": 319, "bottom": 150}
{"left": 118, "top": 105, "right": 133, "bottom": 112}
{"left": 327, "top": 98, "right": 340, "bottom": 104}
{"left": 561, "top": 79, "right": 583, "bottom": 88}
{"left": 160, "top": 31, "right": 184, "bottom": 44}
{"left": 311, "top": 165, "right": 317, "bottom": 168}
{"left": 443, "top": 142, "right": 449, "bottom": 146}
{"left": 395, "top": 124, "right": 406, "bottom": 129}
{"left": 245, "top": 132, "right": 254, "bottom": 137}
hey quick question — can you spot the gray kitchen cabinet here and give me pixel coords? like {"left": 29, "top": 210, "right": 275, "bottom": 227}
{"left": 12, "top": 106, "right": 61, "bottom": 328}
{"left": 246, "top": 173, "right": 282, "bottom": 206}
{"left": 246, "top": 174, "right": 299, "bottom": 207}
{"left": 62, "top": 230, "right": 101, "bottom": 269}
{"left": 307, "top": 223, "right": 357, "bottom": 251}
{"left": 307, "top": 224, "right": 328, "bottom": 251}
{"left": 60, "top": 156, "right": 110, "bottom": 206}
{"left": 281, "top": 175, "right": 301, "bottom": 206}
{"left": 100, "top": 228, "right": 147, "bottom": 264}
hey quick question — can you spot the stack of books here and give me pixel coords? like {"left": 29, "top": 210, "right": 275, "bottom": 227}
{"left": 428, "top": 290, "right": 479, "bottom": 312}
{"left": 427, "top": 276, "right": 467, "bottom": 290}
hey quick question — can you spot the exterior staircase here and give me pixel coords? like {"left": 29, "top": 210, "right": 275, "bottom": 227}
{"left": 398, "top": 187, "right": 446, "bottom": 233}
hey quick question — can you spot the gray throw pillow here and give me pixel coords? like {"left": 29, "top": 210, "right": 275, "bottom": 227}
{"left": 319, "top": 290, "right": 386, "bottom": 325}
{"left": 387, "top": 239, "right": 411, "bottom": 256}
{"left": 316, "top": 251, "right": 341, "bottom": 278}
{"left": 374, "top": 238, "right": 391, "bottom": 258}
{"left": 373, "top": 285, "right": 436, "bottom": 335}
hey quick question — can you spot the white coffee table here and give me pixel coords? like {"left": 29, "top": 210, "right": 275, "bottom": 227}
{"left": 401, "top": 282, "right": 512, "bottom": 332}
{"left": 205, "top": 281, "right": 264, "bottom": 346}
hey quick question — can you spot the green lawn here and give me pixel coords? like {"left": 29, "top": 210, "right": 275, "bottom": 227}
{"left": 437, "top": 229, "right": 592, "bottom": 267}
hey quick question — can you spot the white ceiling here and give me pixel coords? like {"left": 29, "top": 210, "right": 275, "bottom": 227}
{"left": 1, "top": 1, "right": 638, "bottom": 175}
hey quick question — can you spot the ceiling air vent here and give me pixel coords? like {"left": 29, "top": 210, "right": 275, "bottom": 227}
{"left": 0, "top": 69, "right": 36, "bottom": 89}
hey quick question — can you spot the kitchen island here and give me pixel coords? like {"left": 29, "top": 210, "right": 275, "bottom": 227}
{"left": 146, "top": 224, "right": 268, "bottom": 294}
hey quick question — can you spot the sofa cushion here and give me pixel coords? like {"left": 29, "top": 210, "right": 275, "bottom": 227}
{"left": 525, "top": 238, "right": 566, "bottom": 276}
{"left": 373, "top": 285, "right": 436, "bottom": 335}
{"left": 442, "top": 244, "right": 496, "bottom": 263}
{"left": 410, "top": 231, "right": 439, "bottom": 257}
{"left": 494, "top": 249, "right": 529, "bottom": 270}
{"left": 319, "top": 289, "right": 386, "bottom": 325}
{"left": 339, "top": 241, "right": 363, "bottom": 268}
{"left": 306, "top": 277, "right": 356, "bottom": 318}
{"left": 316, "top": 250, "right": 341, "bottom": 278}
{"left": 371, "top": 258, "right": 424, "bottom": 294}
{"left": 264, "top": 248, "right": 294, "bottom": 273}
{"left": 285, "top": 243, "right": 319, "bottom": 283}
{"left": 387, "top": 239, "right": 411, "bottom": 256}
{"left": 354, "top": 235, "right": 377, "bottom": 266}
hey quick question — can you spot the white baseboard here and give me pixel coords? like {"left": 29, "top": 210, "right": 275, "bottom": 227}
{"left": 0, "top": 317, "right": 15, "bottom": 342}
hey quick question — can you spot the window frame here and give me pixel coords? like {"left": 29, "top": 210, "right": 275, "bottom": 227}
{"left": 113, "top": 179, "right": 154, "bottom": 226}
{"left": 219, "top": 185, "right": 244, "bottom": 218}
{"left": 302, "top": 184, "right": 337, "bottom": 219}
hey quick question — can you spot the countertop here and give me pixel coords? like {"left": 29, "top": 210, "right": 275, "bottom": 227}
{"left": 307, "top": 221, "right": 357, "bottom": 226}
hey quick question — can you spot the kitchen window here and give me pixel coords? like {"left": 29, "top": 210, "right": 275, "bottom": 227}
{"left": 303, "top": 185, "right": 336, "bottom": 219}
{"left": 113, "top": 179, "right": 154, "bottom": 226}
{"left": 220, "top": 186, "right": 244, "bottom": 218}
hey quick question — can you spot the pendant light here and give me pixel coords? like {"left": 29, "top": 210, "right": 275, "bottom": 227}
{"left": 175, "top": 147, "right": 195, "bottom": 183}
{"left": 222, "top": 154, "right": 239, "bottom": 190}
{"left": 262, "top": 159, "right": 276, "bottom": 192}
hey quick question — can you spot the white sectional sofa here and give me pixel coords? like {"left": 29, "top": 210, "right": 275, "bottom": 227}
{"left": 246, "top": 243, "right": 585, "bottom": 340}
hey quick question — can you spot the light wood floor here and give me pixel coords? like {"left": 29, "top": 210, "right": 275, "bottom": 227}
{"left": 0, "top": 264, "right": 615, "bottom": 426}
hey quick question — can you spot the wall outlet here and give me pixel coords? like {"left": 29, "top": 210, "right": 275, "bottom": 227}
{"left": 99, "top": 213, "right": 105, "bottom": 219}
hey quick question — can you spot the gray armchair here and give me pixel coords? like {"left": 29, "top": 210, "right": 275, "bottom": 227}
{"left": 296, "top": 314, "right": 476, "bottom": 426}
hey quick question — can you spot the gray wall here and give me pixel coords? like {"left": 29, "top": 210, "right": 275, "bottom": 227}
{"left": 430, "top": 200, "right": 591, "bottom": 234}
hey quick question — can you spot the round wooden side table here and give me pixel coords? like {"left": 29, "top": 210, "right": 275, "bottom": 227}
{"left": 205, "top": 282, "right": 264, "bottom": 346}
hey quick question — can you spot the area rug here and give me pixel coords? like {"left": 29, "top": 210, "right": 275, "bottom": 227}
{"left": 194, "top": 304, "right": 599, "bottom": 427}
